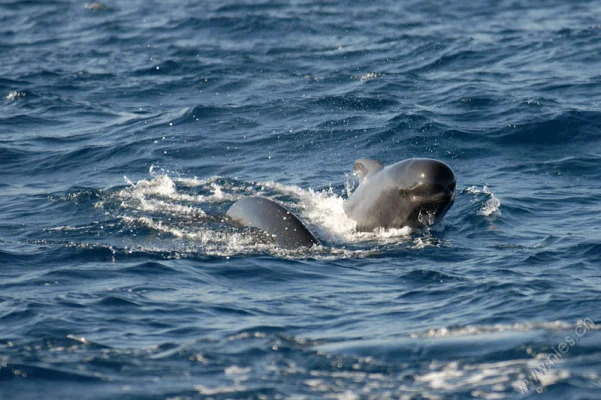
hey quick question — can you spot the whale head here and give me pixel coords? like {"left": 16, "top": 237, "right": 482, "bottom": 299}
{"left": 345, "top": 158, "right": 456, "bottom": 231}
{"left": 391, "top": 158, "right": 456, "bottom": 226}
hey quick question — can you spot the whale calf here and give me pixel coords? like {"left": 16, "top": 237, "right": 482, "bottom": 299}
{"left": 226, "top": 158, "right": 456, "bottom": 248}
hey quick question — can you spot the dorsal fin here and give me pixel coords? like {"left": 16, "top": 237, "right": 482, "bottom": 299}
{"left": 353, "top": 159, "right": 384, "bottom": 183}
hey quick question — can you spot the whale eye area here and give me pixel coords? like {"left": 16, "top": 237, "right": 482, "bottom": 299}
{"left": 399, "top": 183, "right": 450, "bottom": 200}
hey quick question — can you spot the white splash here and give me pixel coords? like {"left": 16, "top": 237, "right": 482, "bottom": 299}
{"left": 84, "top": 2, "right": 108, "bottom": 10}
{"left": 119, "top": 177, "right": 205, "bottom": 216}
{"left": 467, "top": 185, "right": 501, "bottom": 216}
{"left": 351, "top": 72, "right": 385, "bottom": 81}
{"left": 82, "top": 174, "right": 435, "bottom": 258}
{"left": 298, "top": 187, "right": 358, "bottom": 242}
{"left": 410, "top": 320, "right": 595, "bottom": 338}
{"left": 120, "top": 174, "right": 238, "bottom": 207}
{"left": 5, "top": 91, "right": 25, "bottom": 101}
{"left": 344, "top": 172, "right": 359, "bottom": 198}
{"left": 225, "top": 365, "right": 251, "bottom": 375}
{"left": 194, "top": 384, "right": 247, "bottom": 395}
{"left": 304, "top": 350, "right": 552, "bottom": 398}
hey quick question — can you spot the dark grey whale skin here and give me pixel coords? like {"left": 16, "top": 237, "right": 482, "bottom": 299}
{"left": 226, "top": 197, "right": 320, "bottom": 249}
{"left": 225, "top": 158, "right": 456, "bottom": 248}
{"left": 344, "top": 158, "right": 456, "bottom": 231}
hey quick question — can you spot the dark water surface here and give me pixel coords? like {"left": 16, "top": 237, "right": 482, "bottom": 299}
{"left": 2, "top": 1, "right": 601, "bottom": 399}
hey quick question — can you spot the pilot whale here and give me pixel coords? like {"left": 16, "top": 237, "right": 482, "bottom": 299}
{"left": 344, "top": 158, "right": 456, "bottom": 231}
{"left": 226, "top": 158, "right": 456, "bottom": 249}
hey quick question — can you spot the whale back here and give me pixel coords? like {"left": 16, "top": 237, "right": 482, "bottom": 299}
{"left": 226, "top": 197, "right": 320, "bottom": 249}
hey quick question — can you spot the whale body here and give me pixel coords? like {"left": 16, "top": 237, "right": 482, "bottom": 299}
{"left": 225, "top": 158, "right": 456, "bottom": 248}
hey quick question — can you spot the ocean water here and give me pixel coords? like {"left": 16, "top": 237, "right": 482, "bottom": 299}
{"left": 1, "top": 0, "right": 601, "bottom": 399}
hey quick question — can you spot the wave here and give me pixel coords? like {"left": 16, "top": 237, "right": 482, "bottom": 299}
{"left": 493, "top": 109, "right": 601, "bottom": 146}
{"left": 465, "top": 185, "right": 501, "bottom": 216}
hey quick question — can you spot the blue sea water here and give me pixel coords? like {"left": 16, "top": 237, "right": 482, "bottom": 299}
{"left": 2, "top": 0, "right": 601, "bottom": 398}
